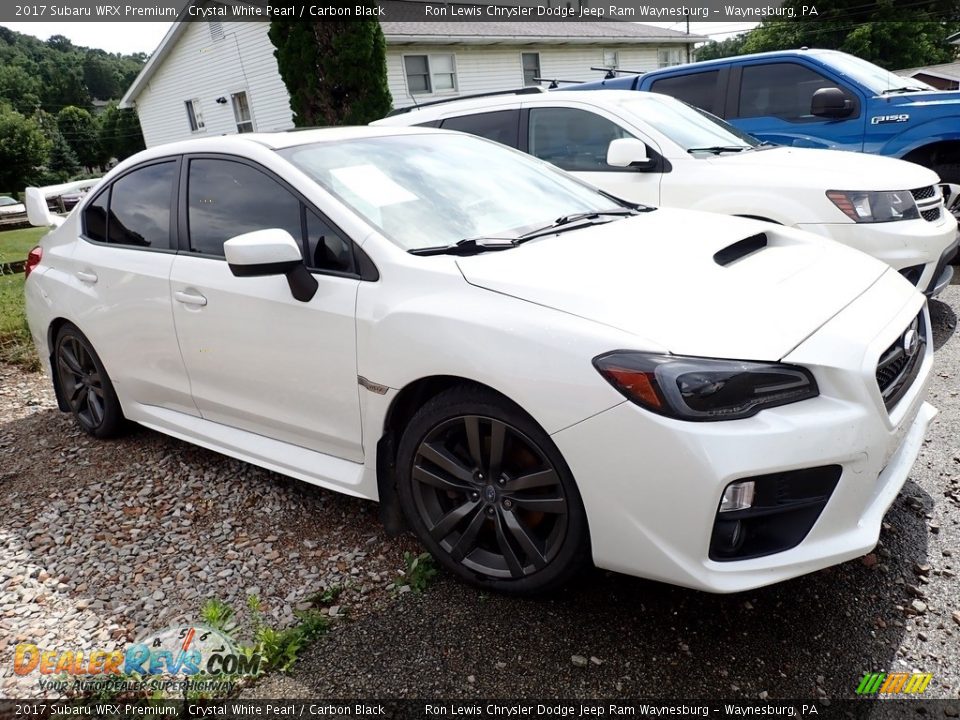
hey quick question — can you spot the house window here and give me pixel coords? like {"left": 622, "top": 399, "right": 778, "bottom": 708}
{"left": 658, "top": 48, "right": 685, "bottom": 68}
{"left": 602, "top": 50, "right": 619, "bottom": 69}
{"left": 208, "top": 21, "right": 224, "bottom": 42}
{"left": 231, "top": 91, "right": 254, "bottom": 133}
{"left": 522, "top": 52, "right": 541, "bottom": 86}
{"left": 404, "top": 54, "right": 457, "bottom": 95}
{"left": 185, "top": 99, "right": 205, "bottom": 132}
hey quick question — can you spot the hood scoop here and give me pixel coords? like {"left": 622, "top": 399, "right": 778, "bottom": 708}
{"left": 713, "top": 233, "right": 767, "bottom": 267}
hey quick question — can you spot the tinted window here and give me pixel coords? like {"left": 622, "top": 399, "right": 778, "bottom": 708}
{"left": 305, "top": 209, "right": 353, "bottom": 273}
{"left": 187, "top": 159, "right": 301, "bottom": 256}
{"left": 441, "top": 110, "right": 520, "bottom": 147}
{"left": 83, "top": 189, "right": 109, "bottom": 243}
{"left": 737, "top": 63, "right": 843, "bottom": 120}
{"left": 106, "top": 162, "right": 176, "bottom": 248}
{"left": 649, "top": 70, "right": 720, "bottom": 114}
{"left": 528, "top": 107, "right": 636, "bottom": 172}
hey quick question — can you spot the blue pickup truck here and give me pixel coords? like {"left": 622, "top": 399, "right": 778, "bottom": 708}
{"left": 572, "top": 48, "right": 960, "bottom": 214}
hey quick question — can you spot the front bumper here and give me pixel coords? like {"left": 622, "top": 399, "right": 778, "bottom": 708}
{"left": 553, "top": 271, "right": 934, "bottom": 593}
{"left": 795, "top": 214, "right": 957, "bottom": 297}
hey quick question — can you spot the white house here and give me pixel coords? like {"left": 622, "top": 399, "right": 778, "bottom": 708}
{"left": 120, "top": 4, "right": 702, "bottom": 147}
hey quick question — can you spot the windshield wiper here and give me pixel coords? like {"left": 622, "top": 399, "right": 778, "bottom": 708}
{"left": 687, "top": 145, "right": 748, "bottom": 155}
{"left": 880, "top": 86, "right": 926, "bottom": 95}
{"left": 514, "top": 207, "right": 641, "bottom": 244}
{"left": 408, "top": 237, "right": 516, "bottom": 257}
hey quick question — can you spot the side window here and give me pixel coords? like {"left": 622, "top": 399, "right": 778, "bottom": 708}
{"left": 305, "top": 209, "right": 353, "bottom": 273}
{"left": 737, "top": 63, "right": 846, "bottom": 121}
{"left": 82, "top": 162, "right": 175, "bottom": 248}
{"left": 440, "top": 110, "right": 521, "bottom": 148}
{"left": 82, "top": 188, "right": 109, "bottom": 243}
{"left": 527, "top": 107, "right": 636, "bottom": 172}
{"left": 187, "top": 159, "right": 302, "bottom": 256}
{"left": 649, "top": 71, "right": 720, "bottom": 114}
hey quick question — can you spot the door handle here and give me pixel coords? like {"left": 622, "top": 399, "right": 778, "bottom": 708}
{"left": 174, "top": 290, "right": 208, "bottom": 307}
{"left": 76, "top": 270, "right": 98, "bottom": 284}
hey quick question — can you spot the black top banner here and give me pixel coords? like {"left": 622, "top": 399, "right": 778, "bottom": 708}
{"left": 4, "top": 0, "right": 807, "bottom": 23}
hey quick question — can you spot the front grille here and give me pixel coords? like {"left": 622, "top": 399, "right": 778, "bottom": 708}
{"left": 876, "top": 311, "right": 926, "bottom": 411}
{"left": 911, "top": 186, "right": 944, "bottom": 222}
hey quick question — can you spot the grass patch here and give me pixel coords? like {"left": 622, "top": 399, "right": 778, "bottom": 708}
{"left": 0, "top": 227, "right": 46, "bottom": 369}
{"left": 0, "top": 226, "right": 45, "bottom": 265}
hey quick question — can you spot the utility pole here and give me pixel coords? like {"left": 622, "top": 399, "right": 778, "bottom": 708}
{"left": 686, "top": 14, "right": 691, "bottom": 62}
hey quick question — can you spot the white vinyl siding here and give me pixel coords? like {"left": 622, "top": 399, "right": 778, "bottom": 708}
{"left": 134, "top": 21, "right": 293, "bottom": 147}
{"left": 388, "top": 46, "right": 663, "bottom": 108}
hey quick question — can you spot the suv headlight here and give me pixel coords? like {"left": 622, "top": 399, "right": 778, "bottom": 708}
{"left": 593, "top": 352, "right": 819, "bottom": 421}
{"left": 826, "top": 190, "right": 920, "bottom": 223}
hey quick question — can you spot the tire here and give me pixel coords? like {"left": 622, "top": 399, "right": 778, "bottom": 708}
{"left": 396, "top": 386, "right": 590, "bottom": 595}
{"left": 54, "top": 324, "right": 125, "bottom": 439}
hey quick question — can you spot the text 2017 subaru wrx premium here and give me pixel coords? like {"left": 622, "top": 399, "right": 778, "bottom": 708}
{"left": 24, "top": 128, "right": 935, "bottom": 594}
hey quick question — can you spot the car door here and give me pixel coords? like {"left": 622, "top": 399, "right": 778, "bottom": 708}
{"left": 727, "top": 61, "right": 866, "bottom": 151}
{"left": 523, "top": 105, "right": 662, "bottom": 206}
{"left": 70, "top": 157, "right": 198, "bottom": 417}
{"left": 169, "top": 154, "right": 364, "bottom": 463}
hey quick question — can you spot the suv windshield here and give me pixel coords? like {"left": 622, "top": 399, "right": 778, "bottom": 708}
{"left": 279, "top": 133, "right": 622, "bottom": 251}
{"left": 620, "top": 95, "right": 759, "bottom": 152}
{"left": 822, "top": 51, "right": 936, "bottom": 94}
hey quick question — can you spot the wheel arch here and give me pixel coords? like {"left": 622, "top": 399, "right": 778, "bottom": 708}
{"left": 47, "top": 316, "right": 75, "bottom": 412}
{"left": 375, "top": 375, "right": 530, "bottom": 535}
{"left": 900, "top": 139, "right": 960, "bottom": 179}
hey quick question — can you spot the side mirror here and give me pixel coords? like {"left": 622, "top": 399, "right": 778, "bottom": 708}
{"left": 224, "top": 228, "right": 318, "bottom": 302}
{"left": 606, "top": 138, "right": 652, "bottom": 168}
{"left": 810, "top": 88, "right": 854, "bottom": 119}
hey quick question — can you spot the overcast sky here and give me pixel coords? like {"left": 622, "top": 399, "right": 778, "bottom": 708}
{"left": 0, "top": 20, "right": 756, "bottom": 55}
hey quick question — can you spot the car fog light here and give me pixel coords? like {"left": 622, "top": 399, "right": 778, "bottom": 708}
{"left": 719, "top": 480, "right": 755, "bottom": 512}
{"left": 711, "top": 519, "right": 745, "bottom": 555}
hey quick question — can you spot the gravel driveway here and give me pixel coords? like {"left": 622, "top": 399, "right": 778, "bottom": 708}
{"left": 2, "top": 285, "right": 959, "bottom": 701}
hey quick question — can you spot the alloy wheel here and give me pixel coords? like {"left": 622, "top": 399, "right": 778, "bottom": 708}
{"left": 410, "top": 415, "right": 568, "bottom": 580}
{"left": 57, "top": 335, "right": 106, "bottom": 430}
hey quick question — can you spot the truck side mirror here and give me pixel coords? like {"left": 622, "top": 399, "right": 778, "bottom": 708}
{"left": 811, "top": 88, "right": 854, "bottom": 119}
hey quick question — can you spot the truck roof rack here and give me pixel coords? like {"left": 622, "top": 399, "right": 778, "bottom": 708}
{"left": 387, "top": 86, "right": 547, "bottom": 116}
{"left": 590, "top": 66, "right": 646, "bottom": 79}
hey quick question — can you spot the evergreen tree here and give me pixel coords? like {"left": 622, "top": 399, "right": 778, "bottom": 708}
{"left": 269, "top": 4, "right": 392, "bottom": 126}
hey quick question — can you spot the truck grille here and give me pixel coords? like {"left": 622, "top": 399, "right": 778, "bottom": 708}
{"left": 876, "top": 311, "right": 926, "bottom": 411}
{"left": 911, "top": 186, "right": 944, "bottom": 222}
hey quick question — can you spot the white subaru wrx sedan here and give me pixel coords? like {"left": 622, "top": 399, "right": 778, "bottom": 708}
{"left": 24, "top": 127, "right": 935, "bottom": 595}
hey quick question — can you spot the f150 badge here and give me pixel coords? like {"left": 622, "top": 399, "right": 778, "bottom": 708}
{"left": 871, "top": 114, "right": 910, "bottom": 124}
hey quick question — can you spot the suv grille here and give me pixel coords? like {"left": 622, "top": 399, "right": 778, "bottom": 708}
{"left": 876, "top": 312, "right": 926, "bottom": 411}
{"left": 911, "top": 186, "right": 944, "bottom": 222}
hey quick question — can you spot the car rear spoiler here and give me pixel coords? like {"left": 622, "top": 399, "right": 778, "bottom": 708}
{"left": 25, "top": 178, "right": 102, "bottom": 229}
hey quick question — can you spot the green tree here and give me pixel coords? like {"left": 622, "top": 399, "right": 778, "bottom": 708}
{"left": 731, "top": 0, "right": 960, "bottom": 69}
{"left": 46, "top": 130, "right": 80, "bottom": 182}
{"left": 269, "top": 3, "right": 392, "bottom": 126}
{"left": 695, "top": 34, "right": 749, "bottom": 62}
{"left": 98, "top": 102, "right": 145, "bottom": 161}
{"left": 83, "top": 53, "right": 121, "bottom": 100}
{"left": 57, "top": 105, "right": 101, "bottom": 168}
{"left": 0, "top": 108, "right": 51, "bottom": 193}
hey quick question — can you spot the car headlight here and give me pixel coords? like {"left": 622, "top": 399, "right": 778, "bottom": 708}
{"left": 593, "top": 352, "right": 819, "bottom": 421}
{"left": 826, "top": 190, "right": 920, "bottom": 223}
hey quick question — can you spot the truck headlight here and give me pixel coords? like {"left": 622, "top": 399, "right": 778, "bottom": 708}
{"left": 826, "top": 190, "right": 920, "bottom": 223}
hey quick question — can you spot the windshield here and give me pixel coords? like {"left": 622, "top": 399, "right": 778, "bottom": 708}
{"left": 279, "top": 133, "right": 621, "bottom": 251}
{"left": 0, "top": 197, "right": 18, "bottom": 206}
{"left": 822, "top": 51, "right": 936, "bottom": 94}
{"left": 621, "top": 95, "right": 759, "bottom": 152}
